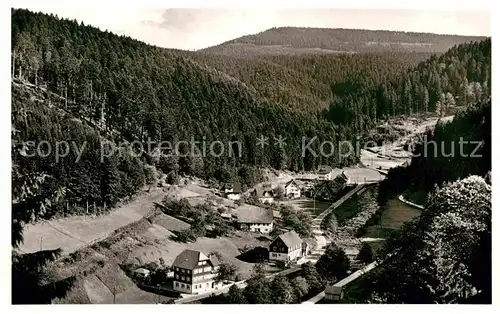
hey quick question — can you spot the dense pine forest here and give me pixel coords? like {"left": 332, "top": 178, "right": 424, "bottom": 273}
{"left": 11, "top": 8, "right": 490, "bottom": 220}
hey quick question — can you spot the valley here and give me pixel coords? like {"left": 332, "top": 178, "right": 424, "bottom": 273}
{"left": 10, "top": 8, "right": 491, "bottom": 305}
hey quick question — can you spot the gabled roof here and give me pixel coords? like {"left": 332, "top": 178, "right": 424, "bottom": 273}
{"left": 284, "top": 179, "right": 299, "bottom": 188}
{"left": 172, "top": 249, "right": 212, "bottom": 270}
{"left": 254, "top": 187, "right": 274, "bottom": 198}
{"left": 235, "top": 205, "right": 274, "bottom": 224}
{"left": 317, "top": 165, "right": 333, "bottom": 174}
{"left": 274, "top": 230, "right": 302, "bottom": 248}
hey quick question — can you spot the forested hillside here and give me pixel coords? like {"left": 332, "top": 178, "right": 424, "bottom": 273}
{"left": 324, "top": 39, "right": 490, "bottom": 132}
{"left": 11, "top": 9, "right": 490, "bottom": 220}
{"left": 202, "top": 27, "right": 486, "bottom": 57}
{"left": 187, "top": 52, "right": 425, "bottom": 113}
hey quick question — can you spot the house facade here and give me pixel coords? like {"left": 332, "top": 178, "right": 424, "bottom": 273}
{"left": 253, "top": 187, "right": 274, "bottom": 203}
{"left": 269, "top": 230, "right": 305, "bottom": 262}
{"left": 172, "top": 249, "right": 221, "bottom": 294}
{"left": 317, "top": 165, "right": 334, "bottom": 181}
{"left": 224, "top": 183, "right": 242, "bottom": 201}
{"left": 235, "top": 205, "right": 274, "bottom": 233}
{"left": 284, "top": 180, "right": 301, "bottom": 199}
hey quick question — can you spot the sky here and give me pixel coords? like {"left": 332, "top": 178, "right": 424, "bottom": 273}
{"left": 23, "top": 8, "right": 490, "bottom": 51}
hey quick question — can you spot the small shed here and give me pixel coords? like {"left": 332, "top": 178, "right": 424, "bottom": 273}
{"left": 134, "top": 268, "right": 151, "bottom": 278}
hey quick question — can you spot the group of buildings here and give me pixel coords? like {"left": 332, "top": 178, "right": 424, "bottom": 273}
{"left": 168, "top": 230, "right": 310, "bottom": 294}
{"left": 223, "top": 166, "right": 352, "bottom": 203}
{"left": 165, "top": 166, "right": 348, "bottom": 294}
{"left": 223, "top": 179, "right": 303, "bottom": 204}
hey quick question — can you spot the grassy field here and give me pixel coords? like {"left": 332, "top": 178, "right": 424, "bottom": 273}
{"left": 333, "top": 195, "right": 361, "bottom": 226}
{"left": 362, "top": 197, "right": 421, "bottom": 255}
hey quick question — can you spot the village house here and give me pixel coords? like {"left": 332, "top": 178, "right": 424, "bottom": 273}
{"left": 252, "top": 187, "right": 274, "bottom": 203}
{"left": 317, "top": 165, "right": 334, "bottom": 180}
{"left": 269, "top": 230, "right": 309, "bottom": 262}
{"left": 284, "top": 179, "right": 301, "bottom": 199}
{"left": 223, "top": 183, "right": 242, "bottom": 201}
{"left": 172, "top": 249, "right": 221, "bottom": 294}
{"left": 235, "top": 205, "right": 274, "bottom": 233}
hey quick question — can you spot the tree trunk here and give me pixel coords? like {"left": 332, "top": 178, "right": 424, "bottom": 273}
{"left": 11, "top": 51, "right": 15, "bottom": 78}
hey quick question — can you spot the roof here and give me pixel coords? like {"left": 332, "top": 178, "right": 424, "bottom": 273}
{"left": 284, "top": 179, "right": 299, "bottom": 188}
{"left": 209, "top": 254, "right": 220, "bottom": 267}
{"left": 317, "top": 165, "right": 333, "bottom": 174}
{"left": 275, "top": 230, "right": 303, "bottom": 248}
{"left": 134, "top": 268, "right": 150, "bottom": 275}
{"left": 225, "top": 182, "right": 242, "bottom": 193}
{"left": 235, "top": 205, "right": 274, "bottom": 224}
{"left": 172, "top": 249, "right": 209, "bottom": 270}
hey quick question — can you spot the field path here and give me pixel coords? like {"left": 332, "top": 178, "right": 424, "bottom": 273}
{"left": 18, "top": 187, "right": 166, "bottom": 255}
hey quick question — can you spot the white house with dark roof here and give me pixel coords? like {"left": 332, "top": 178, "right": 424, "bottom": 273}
{"left": 172, "top": 249, "right": 221, "bottom": 294}
{"left": 269, "top": 230, "right": 308, "bottom": 262}
{"left": 235, "top": 205, "right": 274, "bottom": 233}
{"left": 284, "top": 179, "right": 301, "bottom": 199}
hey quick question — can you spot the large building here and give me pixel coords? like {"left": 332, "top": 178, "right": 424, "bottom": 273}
{"left": 172, "top": 249, "right": 221, "bottom": 294}
{"left": 269, "top": 230, "right": 309, "bottom": 262}
{"left": 235, "top": 205, "right": 274, "bottom": 233}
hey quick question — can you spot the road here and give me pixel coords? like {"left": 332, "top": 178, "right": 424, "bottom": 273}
{"left": 299, "top": 184, "right": 367, "bottom": 264}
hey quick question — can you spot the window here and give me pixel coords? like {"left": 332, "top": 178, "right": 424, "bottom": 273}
{"left": 187, "top": 285, "right": 190, "bottom": 289}
{"left": 187, "top": 270, "right": 191, "bottom": 274}
{"left": 175, "top": 267, "right": 179, "bottom": 271}
{"left": 181, "top": 269, "right": 185, "bottom": 273}
{"left": 176, "top": 282, "right": 179, "bottom": 287}
{"left": 175, "top": 274, "right": 178, "bottom": 279}
{"left": 181, "top": 284, "right": 185, "bottom": 288}
{"left": 181, "top": 276, "right": 185, "bottom": 281}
